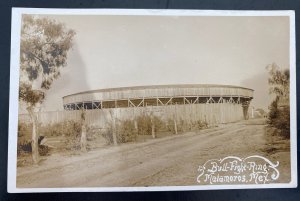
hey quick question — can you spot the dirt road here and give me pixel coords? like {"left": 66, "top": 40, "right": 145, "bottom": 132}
{"left": 17, "top": 118, "right": 290, "bottom": 188}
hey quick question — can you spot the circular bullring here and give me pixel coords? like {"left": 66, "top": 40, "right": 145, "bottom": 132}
{"left": 62, "top": 84, "right": 253, "bottom": 110}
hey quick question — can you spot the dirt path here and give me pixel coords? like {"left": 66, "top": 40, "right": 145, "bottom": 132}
{"left": 17, "top": 118, "right": 290, "bottom": 188}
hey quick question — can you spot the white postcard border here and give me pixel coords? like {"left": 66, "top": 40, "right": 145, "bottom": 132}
{"left": 8, "top": 8, "right": 297, "bottom": 193}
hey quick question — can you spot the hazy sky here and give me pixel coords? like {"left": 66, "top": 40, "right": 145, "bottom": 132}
{"left": 33, "top": 15, "right": 289, "bottom": 111}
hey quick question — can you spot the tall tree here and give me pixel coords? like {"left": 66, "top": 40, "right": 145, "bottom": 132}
{"left": 266, "top": 63, "right": 290, "bottom": 100}
{"left": 266, "top": 63, "right": 290, "bottom": 138}
{"left": 19, "top": 15, "right": 75, "bottom": 164}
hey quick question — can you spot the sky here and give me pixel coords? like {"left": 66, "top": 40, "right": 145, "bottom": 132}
{"left": 25, "top": 14, "right": 290, "bottom": 112}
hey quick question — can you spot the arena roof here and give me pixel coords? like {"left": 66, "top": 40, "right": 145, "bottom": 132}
{"left": 63, "top": 84, "right": 254, "bottom": 110}
{"left": 63, "top": 84, "right": 253, "bottom": 98}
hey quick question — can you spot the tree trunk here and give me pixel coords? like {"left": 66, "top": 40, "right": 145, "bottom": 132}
{"left": 134, "top": 120, "right": 138, "bottom": 140}
{"left": 80, "top": 108, "right": 87, "bottom": 152}
{"left": 151, "top": 115, "right": 156, "bottom": 139}
{"left": 173, "top": 104, "right": 178, "bottom": 135}
{"left": 151, "top": 123, "right": 155, "bottom": 139}
{"left": 110, "top": 109, "right": 118, "bottom": 145}
{"left": 81, "top": 124, "right": 87, "bottom": 152}
{"left": 27, "top": 106, "right": 39, "bottom": 164}
{"left": 174, "top": 119, "right": 178, "bottom": 135}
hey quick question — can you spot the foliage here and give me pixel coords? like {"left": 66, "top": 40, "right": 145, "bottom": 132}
{"left": 19, "top": 15, "right": 75, "bottom": 163}
{"left": 102, "top": 119, "right": 137, "bottom": 144}
{"left": 266, "top": 64, "right": 290, "bottom": 139}
{"left": 102, "top": 114, "right": 166, "bottom": 144}
{"left": 167, "top": 119, "right": 183, "bottom": 133}
{"left": 42, "top": 120, "right": 82, "bottom": 151}
{"left": 17, "top": 123, "right": 51, "bottom": 157}
{"left": 20, "top": 15, "right": 76, "bottom": 106}
{"left": 136, "top": 114, "right": 165, "bottom": 135}
{"left": 266, "top": 63, "right": 290, "bottom": 99}
{"left": 267, "top": 99, "right": 290, "bottom": 139}
{"left": 18, "top": 121, "right": 32, "bottom": 138}
{"left": 167, "top": 118, "right": 208, "bottom": 134}
{"left": 39, "top": 120, "right": 82, "bottom": 137}
{"left": 17, "top": 120, "right": 82, "bottom": 155}
{"left": 195, "top": 120, "right": 209, "bottom": 130}
{"left": 116, "top": 120, "right": 137, "bottom": 143}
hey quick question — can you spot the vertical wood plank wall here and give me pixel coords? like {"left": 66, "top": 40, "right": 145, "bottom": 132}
{"left": 19, "top": 103, "right": 244, "bottom": 128}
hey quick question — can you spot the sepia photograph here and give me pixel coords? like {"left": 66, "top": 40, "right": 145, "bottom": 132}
{"left": 8, "top": 9, "right": 297, "bottom": 192}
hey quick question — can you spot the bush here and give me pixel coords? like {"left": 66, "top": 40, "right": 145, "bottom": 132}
{"left": 137, "top": 114, "right": 165, "bottom": 135}
{"left": 17, "top": 137, "right": 52, "bottom": 157}
{"left": 101, "top": 125, "right": 114, "bottom": 145}
{"left": 167, "top": 118, "right": 184, "bottom": 133}
{"left": 268, "top": 99, "right": 290, "bottom": 139}
{"left": 166, "top": 118, "right": 208, "bottom": 134}
{"left": 39, "top": 120, "right": 81, "bottom": 137}
{"left": 195, "top": 120, "right": 209, "bottom": 130}
{"left": 18, "top": 122, "right": 52, "bottom": 156}
{"left": 39, "top": 120, "right": 83, "bottom": 151}
{"left": 18, "top": 120, "right": 85, "bottom": 155}
{"left": 102, "top": 114, "right": 166, "bottom": 144}
{"left": 102, "top": 119, "right": 138, "bottom": 144}
{"left": 117, "top": 119, "right": 137, "bottom": 143}
{"left": 18, "top": 122, "right": 32, "bottom": 138}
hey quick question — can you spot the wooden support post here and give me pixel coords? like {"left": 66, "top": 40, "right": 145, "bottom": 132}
{"left": 157, "top": 98, "right": 164, "bottom": 106}
{"left": 166, "top": 97, "right": 173, "bottom": 105}
{"left": 128, "top": 99, "right": 136, "bottom": 107}
{"left": 193, "top": 97, "right": 199, "bottom": 104}
{"left": 184, "top": 97, "right": 191, "bottom": 104}
{"left": 218, "top": 97, "right": 223, "bottom": 103}
{"left": 137, "top": 98, "right": 144, "bottom": 107}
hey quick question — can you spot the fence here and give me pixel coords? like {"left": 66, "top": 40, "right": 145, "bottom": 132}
{"left": 19, "top": 103, "right": 244, "bottom": 128}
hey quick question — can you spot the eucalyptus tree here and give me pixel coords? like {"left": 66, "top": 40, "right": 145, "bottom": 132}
{"left": 19, "top": 15, "right": 75, "bottom": 164}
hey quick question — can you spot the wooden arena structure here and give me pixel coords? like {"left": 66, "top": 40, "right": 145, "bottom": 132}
{"left": 63, "top": 84, "right": 253, "bottom": 120}
{"left": 19, "top": 84, "right": 254, "bottom": 126}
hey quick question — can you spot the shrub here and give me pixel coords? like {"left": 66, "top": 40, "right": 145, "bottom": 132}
{"left": 136, "top": 115, "right": 151, "bottom": 135}
{"left": 18, "top": 120, "right": 84, "bottom": 155}
{"left": 38, "top": 120, "right": 82, "bottom": 151}
{"left": 101, "top": 124, "right": 114, "bottom": 145}
{"left": 268, "top": 99, "right": 290, "bottom": 139}
{"left": 166, "top": 118, "right": 208, "bottom": 134}
{"left": 167, "top": 118, "right": 184, "bottom": 133}
{"left": 17, "top": 137, "right": 52, "bottom": 157}
{"left": 39, "top": 120, "right": 81, "bottom": 137}
{"left": 102, "top": 114, "right": 166, "bottom": 144}
{"left": 117, "top": 119, "right": 137, "bottom": 143}
{"left": 18, "top": 122, "right": 32, "bottom": 138}
{"left": 196, "top": 120, "right": 209, "bottom": 130}
{"left": 136, "top": 114, "right": 165, "bottom": 135}
{"left": 102, "top": 119, "right": 137, "bottom": 144}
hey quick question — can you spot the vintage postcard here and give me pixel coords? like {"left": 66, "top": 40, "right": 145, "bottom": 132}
{"left": 8, "top": 8, "right": 297, "bottom": 192}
